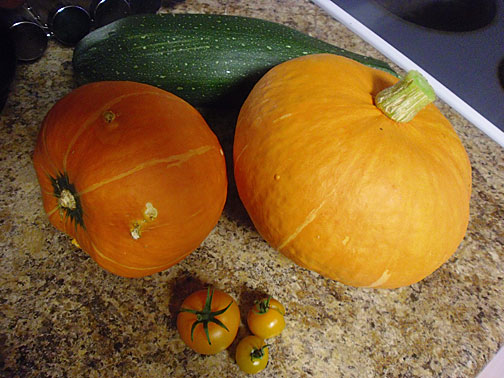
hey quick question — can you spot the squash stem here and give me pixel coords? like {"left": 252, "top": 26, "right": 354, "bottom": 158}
{"left": 375, "top": 70, "right": 435, "bottom": 122}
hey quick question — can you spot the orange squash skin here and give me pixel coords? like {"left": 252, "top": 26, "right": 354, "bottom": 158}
{"left": 233, "top": 54, "right": 472, "bottom": 288}
{"left": 33, "top": 81, "right": 227, "bottom": 277}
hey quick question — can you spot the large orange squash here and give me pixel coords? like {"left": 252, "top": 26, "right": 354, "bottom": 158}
{"left": 233, "top": 54, "right": 472, "bottom": 288}
{"left": 33, "top": 81, "right": 227, "bottom": 277}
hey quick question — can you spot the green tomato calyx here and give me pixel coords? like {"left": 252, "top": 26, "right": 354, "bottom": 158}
{"left": 179, "top": 287, "right": 233, "bottom": 345}
{"left": 250, "top": 344, "right": 270, "bottom": 361}
{"left": 254, "top": 296, "right": 284, "bottom": 316}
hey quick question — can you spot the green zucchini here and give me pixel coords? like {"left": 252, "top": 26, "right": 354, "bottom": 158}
{"left": 73, "top": 13, "right": 396, "bottom": 106}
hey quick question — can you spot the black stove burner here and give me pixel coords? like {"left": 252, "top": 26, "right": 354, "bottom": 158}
{"left": 373, "top": 0, "right": 497, "bottom": 32}
{"left": 499, "top": 58, "right": 504, "bottom": 90}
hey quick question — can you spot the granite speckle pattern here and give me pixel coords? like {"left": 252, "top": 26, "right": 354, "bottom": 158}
{"left": 1, "top": 1, "right": 503, "bottom": 377}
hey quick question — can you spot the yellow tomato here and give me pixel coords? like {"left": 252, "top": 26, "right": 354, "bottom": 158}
{"left": 247, "top": 297, "right": 285, "bottom": 339}
{"left": 235, "top": 335, "right": 269, "bottom": 374}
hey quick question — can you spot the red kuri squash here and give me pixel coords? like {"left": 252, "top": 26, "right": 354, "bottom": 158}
{"left": 33, "top": 81, "right": 227, "bottom": 277}
{"left": 233, "top": 54, "right": 472, "bottom": 288}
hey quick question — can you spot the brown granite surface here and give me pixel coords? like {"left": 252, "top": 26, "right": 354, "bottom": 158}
{"left": 1, "top": 1, "right": 503, "bottom": 377}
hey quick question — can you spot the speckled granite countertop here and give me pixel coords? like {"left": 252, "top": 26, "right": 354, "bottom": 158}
{"left": 1, "top": 1, "right": 503, "bottom": 377}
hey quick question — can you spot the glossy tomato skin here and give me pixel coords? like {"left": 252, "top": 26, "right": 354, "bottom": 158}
{"left": 177, "top": 289, "right": 240, "bottom": 354}
{"left": 235, "top": 335, "right": 269, "bottom": 374}
{"left": 247, "top": 297, "right": 285, "bottom": 339}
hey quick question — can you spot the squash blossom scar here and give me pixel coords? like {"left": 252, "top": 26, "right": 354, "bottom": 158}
{"left": 103, "top": 110, "right": 119, "bottom": 130}
{"left": 103, "top": 110, "right": 116, "bottom": 123}
{"left": 130, "top": 202, "right": 158, "bottom": 240}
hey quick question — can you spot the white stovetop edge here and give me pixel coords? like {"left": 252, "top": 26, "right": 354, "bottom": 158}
{"left": 312, "top": 0, "right": 504, "bottom": 149}
{"left": 477, "top": 345, "right": 504, "bottom": 378}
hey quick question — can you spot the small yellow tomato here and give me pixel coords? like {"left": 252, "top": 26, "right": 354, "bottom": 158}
{"left": 247, "top": 297, "right": 286, "bottom": 339}
{"left": 235, "top": 335, "right": 269, "bottom": 374}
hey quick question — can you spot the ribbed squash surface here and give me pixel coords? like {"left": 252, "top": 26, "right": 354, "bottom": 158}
{"left": 33, "top": 81, "right": 227, "bottom": 277}
{"left": 233, "top": 54, "right": 471, "bottom": 288}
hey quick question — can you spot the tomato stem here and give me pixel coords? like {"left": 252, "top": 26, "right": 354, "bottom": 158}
{"left": 254, "top": 296, "right": 272, "bottom": 314}
{"left": 179, "top": 287, "right": 233, "bottom": 345}
{"left": 253, "top": 296, "right": 284, "bottom": 316}
{"left": 375, "top": 70, "right": 435, "bottom": 122}
{"left": 250, "top": 344, "right": 270, "bottom": 361}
